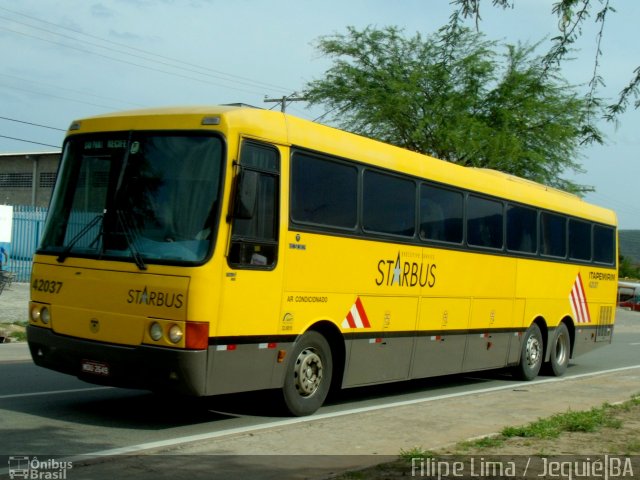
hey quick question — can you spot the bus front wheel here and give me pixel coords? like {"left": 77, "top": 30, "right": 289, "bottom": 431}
{"left": 514, "top": 323, "right": 543, "bottom": 381}
{"left": 281, "top": 331, "right": 333, "bottom": 416}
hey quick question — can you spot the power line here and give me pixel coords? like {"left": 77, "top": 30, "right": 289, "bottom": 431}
{"left": 0, "top": 134, "right": 60, "bottom": 149}
{"left": 0, "top": 80, "right": 124, "bottom": 110}
{"left": 0, "top": 73, "right": 147, "bottom": 109}
{"left": 0, "top": 116, "right": 66, "bottom": 132}
{"left": 0, "top": 6, "right": 294, "bottom": 95}
{"left": 0, "top": 24, "right": 273, "bottom": 97}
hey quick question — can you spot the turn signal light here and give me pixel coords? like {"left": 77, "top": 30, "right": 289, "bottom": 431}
{"left": 185, "top": 322, "right": 208, "bottom": 350}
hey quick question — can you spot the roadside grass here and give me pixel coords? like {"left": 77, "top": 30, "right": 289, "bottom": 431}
{"left": 0, "top": 320, "right": 27, "bottom": 342}
{"left": 335, "top": 394, "right": 640, "bottom": 479}
{"left": 9, "top": 329, "right": 27, "bottom": 342}
{"left": 452, "top": 396, "right": 637, "bottom": 454}
{"left": 451, "top": 404, "right": 623, "bottom": 452}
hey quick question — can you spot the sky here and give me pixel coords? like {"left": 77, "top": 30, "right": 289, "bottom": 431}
{"left": 1, "top": 0, "right": 638, "bottom": 228}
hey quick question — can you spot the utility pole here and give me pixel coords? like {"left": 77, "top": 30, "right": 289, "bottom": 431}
{"left": 264, "top": 93, "right": 307, "bottom": 112}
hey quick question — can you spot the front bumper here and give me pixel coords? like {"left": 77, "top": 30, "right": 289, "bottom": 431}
{"left": 27, "top": 325, "right": 208, "bottom": 395}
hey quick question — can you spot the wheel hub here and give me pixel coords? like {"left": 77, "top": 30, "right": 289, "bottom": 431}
{"left": 525, "top": 336, "right": 541, "bottom": 366}
{"left": 293, "top": 348, "right": 323, "bottom": 397}
{"left": 555, "top": 332, "right": 568, "bottom": 365}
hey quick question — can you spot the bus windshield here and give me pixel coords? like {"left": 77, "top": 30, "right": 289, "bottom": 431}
{"left": 40, "top": 132, "right": 224, "bottom": 266}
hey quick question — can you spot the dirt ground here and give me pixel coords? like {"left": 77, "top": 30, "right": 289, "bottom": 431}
{"left": 0, "top": 281, "right": 29, "bottom": 340}
{"left": 341, "top": 401, "right": 640, "bottom": 479}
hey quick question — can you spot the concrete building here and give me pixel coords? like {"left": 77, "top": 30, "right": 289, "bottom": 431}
{"left": 0, "top": 151, "right": 61, "bottom": 207}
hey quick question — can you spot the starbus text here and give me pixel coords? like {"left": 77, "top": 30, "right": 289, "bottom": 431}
{"left": 376, "top": 253, "right": 436, "bottom": 288}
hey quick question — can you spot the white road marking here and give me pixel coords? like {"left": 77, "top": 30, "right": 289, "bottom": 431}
{"left": 0, "top": 386, "right": 112, "bottom": 400}
{"left": 1, "top": 363, "right": 638, "bottom": 476}
{"left": 76, "top": 364, "right": 640, "bottom": 459}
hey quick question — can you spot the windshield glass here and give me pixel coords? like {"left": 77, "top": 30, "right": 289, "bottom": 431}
{"left": 40, "top": 132, "right": 224, "bottom": 266}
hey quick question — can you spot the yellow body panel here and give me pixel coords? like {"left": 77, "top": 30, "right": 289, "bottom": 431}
{"left": 34, "top": 105, "right": 618, "bottom": 340}
{"left": 30, "top": 260, "right": 189, "bottom": 345}
{"left": 418, "top": 297, "right": 471, "bottom": 332}
{"left": 28, "top": 105, "right": 617, "bottom": 399}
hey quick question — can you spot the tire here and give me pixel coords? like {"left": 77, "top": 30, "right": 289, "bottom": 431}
{"left": 281, "top": 331, "right": 332, "bottom": 416}
{"left": 544, "top": 323, "right": 570, "bottom": 377}
{"left": 513, "top": 323, "right": 544, "bottom": 381}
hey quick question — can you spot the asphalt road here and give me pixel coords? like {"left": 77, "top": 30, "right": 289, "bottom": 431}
{"left": 0, "top": 310, "right": 639, "bottom": 479}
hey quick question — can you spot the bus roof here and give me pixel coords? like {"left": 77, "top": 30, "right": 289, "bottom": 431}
{"left": 69, "top": 105, "right": 617, "bottom": 227}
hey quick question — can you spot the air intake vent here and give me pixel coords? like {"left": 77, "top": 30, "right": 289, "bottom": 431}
{"left": 596, "top": 305, "right": 613, "bottom": 342}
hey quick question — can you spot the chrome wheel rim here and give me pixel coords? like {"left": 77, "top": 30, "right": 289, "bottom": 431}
{"left": 525, "top": 335, "right": 541, "bottom": 367}
{"left": 555, "top": 331, "right": 569, "bottom": 366}
{"left": 293, "top": 347, "right": 323, "bottom": 397}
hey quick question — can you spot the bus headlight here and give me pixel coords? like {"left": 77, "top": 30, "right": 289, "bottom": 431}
{"left": 40, "top": 307, "right": 51, "bottom": 325}
{"left": 31, "top": 305, "right": 41, "bottom": 322}
{"left": 168, "top": 324, "right": 183, "bottom": 344}
{"left": 149, "top": 322, "right": 163, "bottom": 341}
{"left": 30, "top": 305, "right": 51, "bottom": 325}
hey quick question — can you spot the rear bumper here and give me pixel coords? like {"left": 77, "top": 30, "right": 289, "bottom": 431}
{"left": 27, "top": 325, "right": 208, "bottom": 395}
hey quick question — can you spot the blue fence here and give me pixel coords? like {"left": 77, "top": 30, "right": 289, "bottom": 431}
{"left": 8, "top": 206, "right": 48, "bottom": 283}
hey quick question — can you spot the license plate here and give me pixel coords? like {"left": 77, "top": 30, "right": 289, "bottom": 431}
{"left": 81, "top": 359, "right": 110, "bottom": 376}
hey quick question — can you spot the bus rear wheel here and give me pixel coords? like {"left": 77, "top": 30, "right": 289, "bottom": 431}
{"left": 281, "top": 331, "right": 332, "bottom": 416}
{"left": 513, "top": 323, "right": 543, "bottom": 381}
{"left": 544, "top": 323, "right": 570, "bottom": 377}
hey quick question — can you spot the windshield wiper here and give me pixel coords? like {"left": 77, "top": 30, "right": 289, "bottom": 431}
{"left": 57, "top": 213, "right": 104, "bottom": 263}
{"left": 116, "top": 210, "right": 147, "bottom": 271}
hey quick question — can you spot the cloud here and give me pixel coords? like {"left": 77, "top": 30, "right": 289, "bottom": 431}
{"left": 112, "top": 0, "right": 213, "bottom": 7}
{"left": 91, "top": 3, "right": 115, "bottom": 18}
{"left": 108, "top": 29, "right": 144, "bottom": 42}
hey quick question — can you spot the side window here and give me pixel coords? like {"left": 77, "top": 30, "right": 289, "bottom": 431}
{"left": 594, "top": 225, "right": 615, "bottom": 265}
{"left": 290, "top": 153, "right": 357, "bottom": 230}
{"left": 420, "top": 184, "right": 463, "bottom": 244}
{"left": 363, "top": 170, "right": 416, "bottom": 237}
{"left": 506, "top": 204, "right": 537, "bottom": 254}
{"left": 229, "top": 141, "right": 279, "bottom": 268}
{"left": 467, "top": 195, "right": 503, "bottom": 249}
{"left": 569, "top": 219, "right": 592, "bottom": 261}
{"left": 540, "top": 212, "right": 566, "bottom": 258}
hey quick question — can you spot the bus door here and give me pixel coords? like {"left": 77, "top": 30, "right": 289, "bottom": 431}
{"left": 210, "top": 140, "right": 285, "bottom": 394}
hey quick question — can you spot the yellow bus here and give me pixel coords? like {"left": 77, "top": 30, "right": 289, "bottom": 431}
{"left": 27, "top": 105, "right": 617, "bottom": 416}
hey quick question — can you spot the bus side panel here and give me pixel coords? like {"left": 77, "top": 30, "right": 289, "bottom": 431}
{"left": 463, "top": 298, "right": 514, "bottom": 371}
{"left": 204, "top": 342, "right": 293, "bottom": 395}
{"left": 411, "top": 297, "right": 469, "bottom": 378}
{"left": 341, "top": 296, "right": 417, "bottom": 387}
{"left": 342, "top": 336, "right": 414, "bottom": 387}
{"left": 506, "top": 299, "right": 526, "bottom": 364}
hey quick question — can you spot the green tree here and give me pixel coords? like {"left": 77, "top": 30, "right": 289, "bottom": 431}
{"left": 305, "top": 25, "right": 600, "bottom": 192}
{"left": 619, "top": 255, "right": 640, "bottom": 280}
{"left": 451, "top": 0, "right": 639, "bottom": 122}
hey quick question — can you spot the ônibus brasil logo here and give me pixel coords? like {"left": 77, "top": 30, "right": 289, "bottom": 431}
{"left": 7, "top": 456, "right": 72, "bottom": 479}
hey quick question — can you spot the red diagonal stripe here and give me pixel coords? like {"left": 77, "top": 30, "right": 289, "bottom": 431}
{"left": 575, "top": 273, "right": 591, "bottom": 323}
{"left": 355, "top": 297, "right": 370, "bottom": 328}
{"left": 345, "top": 310, "right": 357, "bottom": 329}
{"left": 570, "top": 287, "right": 582, "bottom": 322}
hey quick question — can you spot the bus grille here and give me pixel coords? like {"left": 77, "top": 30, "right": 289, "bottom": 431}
{"left": 595, "top": 305, "right": 613, "bottom": 342}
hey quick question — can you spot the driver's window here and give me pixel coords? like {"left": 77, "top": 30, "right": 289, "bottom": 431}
{"left": 228, "top": 141, "right": 279, "bottom": 268}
